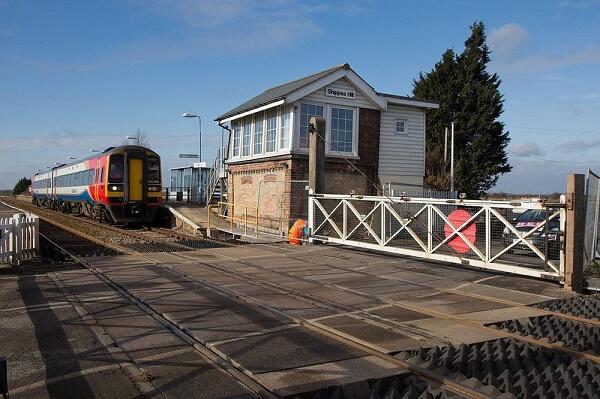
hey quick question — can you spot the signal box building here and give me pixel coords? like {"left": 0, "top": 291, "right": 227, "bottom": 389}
{"left": 215, "top": 63, "right": 438, "bottom": 230}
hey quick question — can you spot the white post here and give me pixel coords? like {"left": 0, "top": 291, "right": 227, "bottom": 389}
{"left": 307, "top": 189, "right": 314, "bottom": 242}
{"left": 13, "top": 215, "right": 22, "bottom": 266}
{"left": 444, "top": 127, "right": 448, "bottom": 163}
{"left": 450, "top": 122, "right": 455, "bottom": 192}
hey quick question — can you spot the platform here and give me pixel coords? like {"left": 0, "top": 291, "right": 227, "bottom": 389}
{"left": 164, "top": 203, "right": 285, "bottom": 243}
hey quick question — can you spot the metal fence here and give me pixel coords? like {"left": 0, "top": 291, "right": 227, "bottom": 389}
{"left": 383, "top": 183, "right": 457, "bottom": 199}
{"left": 0, "top": 214, "right": 39, "bottom": 265}
{"left": 308, "top": 192, "right": 565, "bottom": 280}
{"left": 163, "top": 187, "right": 203, "bottom": 204}
{"left": 585, "top": 169, "right": 600, "bottom": 269}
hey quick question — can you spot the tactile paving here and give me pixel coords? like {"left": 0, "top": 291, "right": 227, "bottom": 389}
{"left": 286, "top": 373, "right": 464, "bottom": 399}
{"left": 489, "top": 315, "right": 600, "bottom": 354}
{"left": 534, "top": 294, "right": 600, "bottom": 320}
{"left": 396, "top": 338, "right": 600, "bottom": 398}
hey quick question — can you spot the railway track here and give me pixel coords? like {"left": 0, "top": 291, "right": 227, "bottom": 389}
{"left": 6, "top": 198, "right": 600, "bottom": 398}
{"left": 3, "top": 199, "right": 480, "bottom": 398}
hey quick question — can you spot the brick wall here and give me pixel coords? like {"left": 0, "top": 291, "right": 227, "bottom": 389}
{"left": 227, "top": 107, "right": 382, "bottom": 230}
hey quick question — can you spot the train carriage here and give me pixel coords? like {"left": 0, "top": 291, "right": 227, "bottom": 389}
{"left": 31, "top": 145, "right": 162, "bottom": 224}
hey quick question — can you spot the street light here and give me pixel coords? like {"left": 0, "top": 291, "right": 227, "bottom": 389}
{"left": 125, "top": 136, "right": 139, "bottom": 145}
{"left": 182, "top": 113, "right": 202, "bottom": 162}
{"left": 90, "top": 149, "right": 100, "bottom": 153}
{"left": 68, "top": 156, "right": 76, "bottom": 160}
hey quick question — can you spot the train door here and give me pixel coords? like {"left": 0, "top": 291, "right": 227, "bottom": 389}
{"left": 94, "top": 167, "right": 99, "bottom": 200}
{"left": 128, "top": 158, "right": 143, "bottom": 201}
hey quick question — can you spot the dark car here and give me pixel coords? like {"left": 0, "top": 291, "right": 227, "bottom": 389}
{"left": 501, "top": 209, "right": 561, "bottom": 259}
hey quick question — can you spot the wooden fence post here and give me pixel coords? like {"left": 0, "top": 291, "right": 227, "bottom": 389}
{"left": 564, "top": 174, "right": 585, "bottom": 292}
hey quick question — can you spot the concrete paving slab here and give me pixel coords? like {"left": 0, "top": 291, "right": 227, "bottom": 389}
{"left": 455, "top": 283, "right": 555, "bottom": 305}
{"left": 214, "top": 327, "right": 366, "bottom": 374}
{"left": 253, "top": 355, "right": 404, "bottom": 397}
{"left": 405, "top": 318, "right": 508, "bottom": 345}
{"left": 318, "top": 315, "right": 426, "bottom": 352}
{"left": 367, "top": 305, "right": 432, "bottom": 323}
{"left": 458, "top": 306, "right": 551, "bottom": 324}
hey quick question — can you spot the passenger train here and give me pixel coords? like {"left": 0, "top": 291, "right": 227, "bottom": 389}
{"left": 31, "top": 145, "right": 162, "bottom": 224}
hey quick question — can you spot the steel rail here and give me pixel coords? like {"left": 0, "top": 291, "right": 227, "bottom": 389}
{"left": 163, "top": 248, "right": 600, "bottom": 365}
{"left": 39, "top": 232, "right": 273, "bottom": 399}
{"left": 28, "top": 204, "right": 488, "bottom": 398}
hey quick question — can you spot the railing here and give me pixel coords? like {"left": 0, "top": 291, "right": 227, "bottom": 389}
{"left": 0, "top": 214, "right": 39, "bottom": 265}
{"left": 205, "top": 146, "right": 227, "bottom": 204}
{"left": 207, "top": 201, "right": 285, "bottom": 239}
{"left": 383, "top": 183, "right": 457, "bottom": 199}
{"left": 163, "top": 187, "right": 200, "bottom": 203}
{"left": 308, "top": 192, "right": 565, "bottom": 280}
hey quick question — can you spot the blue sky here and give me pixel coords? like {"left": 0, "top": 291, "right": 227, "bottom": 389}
{"left": 1, "top": 0, "right": 599, "bottom": 193}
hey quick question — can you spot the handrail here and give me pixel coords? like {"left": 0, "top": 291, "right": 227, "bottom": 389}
{"left": 207, "top": 201, "right": 282, "bottom": 239}
{"left": 205, "top": 146, "right": 227, "bottom": 204}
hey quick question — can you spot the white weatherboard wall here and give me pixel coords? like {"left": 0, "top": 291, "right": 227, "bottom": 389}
{"left": 378, "top": 104, "right": 426, "bottom": 187}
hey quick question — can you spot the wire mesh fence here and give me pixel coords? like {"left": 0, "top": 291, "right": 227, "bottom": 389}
{"left": 309, "top": 193, "right": 564, "bottom": 279}
{"left": 584, "top": 169, "right": 600, "bottom": 269}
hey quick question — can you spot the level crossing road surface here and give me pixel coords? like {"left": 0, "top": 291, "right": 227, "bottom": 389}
{"left": 0, "top": 241, "right": 581, "bottom": 398}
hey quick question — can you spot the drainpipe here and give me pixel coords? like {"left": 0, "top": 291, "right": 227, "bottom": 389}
{"left": 217, "top": 121, "right": 231, "bottom": 164}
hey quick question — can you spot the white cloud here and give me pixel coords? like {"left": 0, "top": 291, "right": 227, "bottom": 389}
{"left": 488, "top": 23, "right": 528, "bottom": 60}
{"left": 510, "top": 142, "right": 544, "bottom": 157}
{"left": 493, "top": 45, "right": 600, "bottom": 74}
{"left": 104, "top": 0, "right": 331, "bottom": 64}
{"left": 554, "top": 139, "right": 600, "bottom": 153}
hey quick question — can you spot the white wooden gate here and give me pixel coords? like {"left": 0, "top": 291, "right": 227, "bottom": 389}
{"left": 308, "top": 193, "right": 565, "bottom": 280}
{"left": 0, "top": 214, "right": 39, "bottom": 265}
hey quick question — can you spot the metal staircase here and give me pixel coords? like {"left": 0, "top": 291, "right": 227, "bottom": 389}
{"left": 205, "top": 146, "right": 227, "bottom": 204}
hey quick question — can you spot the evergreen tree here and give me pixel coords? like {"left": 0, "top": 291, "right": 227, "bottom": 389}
{"left": 413, "top": 21, "right": 511, "bottom": 198}
{"left": 12, "top": 177, "right": 31, "bottom": 196}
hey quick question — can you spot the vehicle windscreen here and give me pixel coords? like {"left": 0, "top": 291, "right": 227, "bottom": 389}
{"left": 515, "top": 209, "right": 547, "bottom": 223}
{"left": 147, "top": 157, "right": 160, "bottom": 184}
{"left": 108, "top": 155, "right": 124, "bottom": 183}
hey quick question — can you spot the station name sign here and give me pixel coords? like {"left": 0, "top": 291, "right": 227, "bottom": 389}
{"left": 325, "top": 86, "right": 356, "bottom": 100}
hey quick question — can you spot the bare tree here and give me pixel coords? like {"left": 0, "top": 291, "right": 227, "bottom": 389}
{"left": 123, "top": 128, "right": 150, "bottom": 148}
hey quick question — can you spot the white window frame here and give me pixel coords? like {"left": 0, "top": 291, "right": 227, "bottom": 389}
{"left": 227, "top": 107, "right": 293, "bottom": 162}
{"left": 395, "top": 118, "right": 408, "bottom": 135}
{"left": 328, "top": 104, "right": 358, "bottom": 157}
{"left": 241, "top": 115, "right": 253, "bottom": 157}
{"left": 265, "top": 107, "right": 278, "bottom": 153}
{"left": 253, "top": 111, "right": 264, "bottom": 156}
{"left": 279, "top": 105, "right": 292, "bottom": 150}
{"left": 296, "top": 102, "right": 326, "bottom": 151}
{"left": 294, "top": 101, "right": 358, "bottom": 158}
{"left": 231, "top": 120, "right": 241, "bottom": 157}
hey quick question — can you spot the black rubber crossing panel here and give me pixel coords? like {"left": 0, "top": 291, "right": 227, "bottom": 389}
{"left": 286, "top": 373, "right": 464, "bottom": 399}
{"left": 534, "top": 294, "right": 600, "bottom": 320}
{"left": 396, "top": 338, "right": 600, "bottom": 398}
{"left": 489, "top": 315, "right": 600, "bottom": 355}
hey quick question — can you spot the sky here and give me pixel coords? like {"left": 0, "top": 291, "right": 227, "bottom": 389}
{"left": 1, "top": 0, "right": 599, "bottom": 193}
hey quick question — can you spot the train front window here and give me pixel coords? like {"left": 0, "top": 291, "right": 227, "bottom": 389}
{"left": 109, "top": 155, "right": 124, "bottom": 183}
{"left": 147, "top": 157, "right": 161, "bottom": 185}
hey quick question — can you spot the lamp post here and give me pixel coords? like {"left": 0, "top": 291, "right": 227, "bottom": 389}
{"left": 125, "top": 136, "right": 139, "bottom": 146}
{"left": 90, "top": 149, "right": 100, "bottom": 153}
{"left": 182, "top": 113, "right": 202, "bottom": 163}
{"left": 68, "top": 156, "right": 76, "bottom": 160}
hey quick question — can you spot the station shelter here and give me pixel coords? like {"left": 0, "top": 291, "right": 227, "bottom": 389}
{"left": 168, "top": 162, "right": 211, "bottom": 204}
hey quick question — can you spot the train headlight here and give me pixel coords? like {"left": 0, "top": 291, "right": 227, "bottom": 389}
{"left": 112, "top": 186, "right": 118, "bottom": 191}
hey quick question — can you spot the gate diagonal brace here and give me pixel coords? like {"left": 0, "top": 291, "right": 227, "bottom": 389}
{"left": 431, "top": 206, "right": 485, "bottom": 260}
{"left": 490, "top": 208, "right": 560, "bottom": 273}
